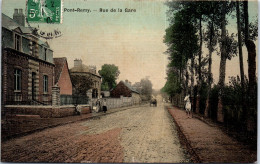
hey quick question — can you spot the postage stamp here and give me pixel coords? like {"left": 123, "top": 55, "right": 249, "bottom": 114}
{"left": 27, "top": 0, "right": 62, "bottom": 23}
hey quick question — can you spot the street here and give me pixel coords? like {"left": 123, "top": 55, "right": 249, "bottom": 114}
{"left": 1, "top": 103, "right": 190, "bottom": 163}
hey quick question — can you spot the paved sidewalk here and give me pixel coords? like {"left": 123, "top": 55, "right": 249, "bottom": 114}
{"left": 2, "top": 104, "right": 146, "bottom": 141}
{"left": 166, "top": 105, "right": 257, "bottom": 163}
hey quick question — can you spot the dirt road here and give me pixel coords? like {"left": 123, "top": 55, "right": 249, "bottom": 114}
{"left": 1, "top": 104, "right": 190, "bottom": 163}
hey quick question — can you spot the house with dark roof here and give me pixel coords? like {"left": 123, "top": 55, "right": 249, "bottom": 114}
{"left": 2, "top": 9, "right": 54, "bottom": 105}
{"left": 110, "top": 80, "right": 141, "bottom": 104}
{"left": 54, "top": 58, "right": 73, "bottom": 95}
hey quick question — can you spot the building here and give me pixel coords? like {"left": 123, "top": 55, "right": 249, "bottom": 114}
{"left": 53, "top": 57, "right": 73, "bottom": 95}
{"left": 70, "top": 59, "right": 101, "bottom": 99}
{"left": 110, "top": 80, "right": 141, "bottom": 104}
{"left": 2, "top": 9, "right": 54, "bottom": 105}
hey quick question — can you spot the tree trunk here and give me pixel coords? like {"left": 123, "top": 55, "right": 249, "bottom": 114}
{"left": 196, "top": 16, "right": 203, "bottom": 114}
{"left": 217, "top": 2, "right": 227, "bottom": 123}
{"left": 236, "top": 0, "right": 246, "bottom": 124}
{"left": 243, "top": 0, "right": 257, "bottom": 132}
{"left": 190, "top": 56, "right": 195, "bottom": 112}
{"left": 205, "top": 19, "right": 214, "bottom": 117}
{"left": 185, "top": 66, "right": 189, "bottom": 96}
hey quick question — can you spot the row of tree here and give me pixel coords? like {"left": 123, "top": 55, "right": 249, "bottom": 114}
{"left": 162, "top": 1, "right": 257, "bottom": 132}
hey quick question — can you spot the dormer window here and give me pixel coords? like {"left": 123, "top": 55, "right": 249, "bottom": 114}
{"left": 14, "top": 34, "right": 21, "bottom": 51}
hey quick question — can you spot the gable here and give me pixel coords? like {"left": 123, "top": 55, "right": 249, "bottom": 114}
{"left": 110, "top": 81, "right": 132, "bottom": 98}
{"left": 57, "top": 60, "right": 73, "bottom": 95}
{"left": 12, "top": 27, "right": 23, "bottom": 34}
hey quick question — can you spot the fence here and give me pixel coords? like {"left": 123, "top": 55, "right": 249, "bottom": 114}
{"left": 91, "top": 96, "right": 141, "bottom": 110}
{"left": 60, "top": 95, "right": 89, "bottom": 105}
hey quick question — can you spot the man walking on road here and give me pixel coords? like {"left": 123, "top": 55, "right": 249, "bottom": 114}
{"left": 102, "top": 99, "right": 107, "bottom": 113}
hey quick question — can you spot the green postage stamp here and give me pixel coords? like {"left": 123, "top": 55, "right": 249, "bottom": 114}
{"left": 27, "top": 0, "right": 62, "bottom": 23}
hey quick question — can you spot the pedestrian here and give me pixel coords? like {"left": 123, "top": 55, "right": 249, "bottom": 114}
{"left": 102, "top": 98, "right": 107, "bottom": 113}
{"left": 184, "top": 95, "right": 192, "bottom": 118}
{"left": 96, "top": 98, "right": 101, "bottom": 112}
{"left": 74, "top": 104, "right": 81, "bottom": 115}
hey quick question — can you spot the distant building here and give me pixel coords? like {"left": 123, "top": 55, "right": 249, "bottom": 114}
{"left": 2, "top": 9, "right": 54, "bottom": 105}
{"left": 110, "top": 80, "right": 141, "bottom": 103}
{"left": 53, "top": 58, "right": 73, "bottom": 95}
{"left": 70, "top": 59, "right": 101, "bottom": 98}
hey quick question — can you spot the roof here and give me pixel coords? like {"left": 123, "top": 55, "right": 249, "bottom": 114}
{"left": 120, "top": 81, "right": 140, "bottom": 94}
{"left": 54, "top": 57, "right": 67, "bottom": 84}
{"left": 2, "top": 13, "right": 31, "bottom": 33}
{"left": 70, "top": 64, "right": 90, "bottom": 72}
{"left": 70, "top": 64, "right": 101, "bottom": 78}
{"left": 2, "top": 13, "right": 50, "bottom": 48}
{"left": 2, "top": 13, "right": 20, "bottom": 29}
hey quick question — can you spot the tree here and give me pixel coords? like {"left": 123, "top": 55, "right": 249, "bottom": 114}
{"left": 98, "top": 64, "right": 120, "bottom": 91}
{"left": 164, "top": 6, "right": 199, "bottom": 103}
{"left": 140, "top": 77, "right": 153, "bottom": 101}
{"left": 204, "top": 2, "right": 219, "bottom": 117}
{"left": 243, "top": 0, "right": 257, "bottom": 132}
{"left": 235, "top": 0, "right": 246, "bottom": 121}
{"left": 161, "top": 71, "right": 181, "bottom": 98}
{"left": 217, "top": 2, "right": 237, "bottom": 122}
{"left": 71, "top": 74, "right": 94, "bottom": 96}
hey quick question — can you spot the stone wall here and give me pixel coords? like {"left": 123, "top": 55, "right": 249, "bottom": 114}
{"left": 3, "top": 105, "right": 90, "bottom": 118}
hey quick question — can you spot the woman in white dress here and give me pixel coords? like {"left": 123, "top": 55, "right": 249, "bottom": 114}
{"left": 184, "top": 95, "right": 192, "bottom": 118}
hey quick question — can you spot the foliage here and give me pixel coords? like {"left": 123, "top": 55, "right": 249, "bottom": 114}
{"left": 219, "top": 33, "right": 238, "bottom": 60}
{"left": 98, "top": 64, "right": 120, "bottom": 91}
{"left": 161, "top": 72, "right": 181, "bottom": 97}
{"left": 140, "top": 77, "right": 153, "bottom": 100}
{"left": 164, "top": 9, "right": 199, "bottom": 70}
{"left": 71, "top": 74, "right": 94, "bottom": 96}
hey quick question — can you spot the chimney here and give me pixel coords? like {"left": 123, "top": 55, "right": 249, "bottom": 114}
{"left": 13, "top": 8, "right": 25, "bottom": 26}
{"left": 74, "top": 59, "right": 82, "bottom": 67}
{"left": 14, "top": 9, "right": 18, "bottom": 15}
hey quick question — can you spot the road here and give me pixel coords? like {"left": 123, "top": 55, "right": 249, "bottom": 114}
{"left": 1, "top": 103, "right": 190, "bottom": 163}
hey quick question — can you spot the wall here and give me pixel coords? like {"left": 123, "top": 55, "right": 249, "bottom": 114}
{"left": 2, "top": 48, "right": 29, "bottom": 103}
{"left": 38, "top": 62, "right": 54, "bottom": 102}
{"left": 2, "top": 28, "right": 14, "bottom": 48}
{"left": 58, "top": 62, "right": 73, "bottom": 95}
{"left": 132, "top": 92, "right": 142, "bottom": 104}
{"left": 91, "top": 96, "right": 140, "bottom": 110}
{"left": 3, "top": 105, "right": 91, "bottom": 118}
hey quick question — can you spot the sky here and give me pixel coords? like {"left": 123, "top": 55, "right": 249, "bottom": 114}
{"left": 1, "top": 0, "right": 259, "bottom": 89}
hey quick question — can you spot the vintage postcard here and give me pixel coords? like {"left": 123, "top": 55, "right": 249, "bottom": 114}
{"left": 1, "top": 0, "right": 258, "bottom": 163}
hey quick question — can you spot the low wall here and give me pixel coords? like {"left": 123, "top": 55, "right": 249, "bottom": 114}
{"left": 90, "top": 97, "right": 141, "bottom": 110}
{"left": 3, "top": 105, "right": 90, "bottom": 118}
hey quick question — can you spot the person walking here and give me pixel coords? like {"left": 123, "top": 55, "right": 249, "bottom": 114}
{"left": 102, "top": 98, "right": 107, "bottom": 113}
{"left": 96, "top": 99, "right": 101, "bottom": 112}
{"left": 184, "top": 95, "right": 192, "bottom": 118}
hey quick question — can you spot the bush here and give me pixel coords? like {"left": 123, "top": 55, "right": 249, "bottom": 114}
{"left": 209, "top": 85, "right": 219, "bottom": 121}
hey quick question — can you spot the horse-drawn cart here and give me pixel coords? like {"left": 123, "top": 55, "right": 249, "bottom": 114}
{"left": 150, "top": 99, "right": 157, "bottom": 107}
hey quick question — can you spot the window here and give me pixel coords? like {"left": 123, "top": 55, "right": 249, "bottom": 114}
{"left": 44, "top": 48, "right": 47, "bottom": 61}
{"left": 43, "top": 75, "right": 48, "bottom": 93}
{"left": 32, "top": 41, "right": 37, "bottom": 56}
{"left": 14, "top": 69, "right": 22, "bottom": 91}
{"left": 14, "top": 34, "right": 21, "bottom": 51}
